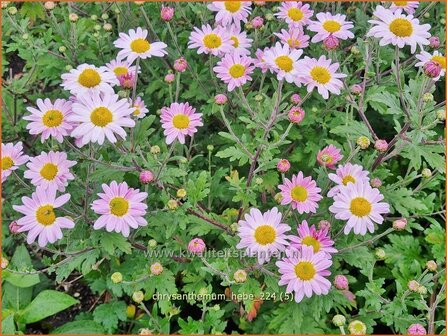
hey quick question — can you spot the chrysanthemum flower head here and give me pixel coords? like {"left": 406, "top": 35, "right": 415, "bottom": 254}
{"left": 264, "top": 42, "right": 303, "bottom": 83}
{"left": 207, "top": 1, "right": 252, "bottom": 27}
{"left": 327, "top": 163, "right": 370, "bottom": 197}
{"left": 274, "top": 28, "right": 310, "bottom": 49}
{"left": 91, "top": 181, "right": 148, "bottom": 237}
{"left": 131, "top": 96, "right": 149, "bottom": 119}
{"left": 114, "top": 27, "right": 167, "bottom": 63}
{"left": 278, "top": 171, "right": 322, "bottom": 214}
{"left": 367, "top": 6, "right": 431, "bottom": 54}
{"left": 1, "top": 142, "right": 29, "bottom": 182}
{"left": 317, "top": 144, "right": 343, "bottom": 169}
{"left": 188, "top": 24, "right": 232, "bottom": 56}
{"left": 275, "top": 2, "right": 313, "bottom": 28}
{"left": 255, "top": 47, "right": 270, "bottom": 73}
{"left": 24, "top": 151, "right": 76, "bottom": 192}
{"left": 25, "top": 98, "right": 73, "bottom": 143}
{"left": 289, "top": 220, "right": 337, "bottom": 256}
{"left": 415, "top": 50, "right": 446, "bottom": 81}
{"left": 276, "top": 245, "right": 332, "bottom": 303}
{"left": 13, "top": 186, "right": 75, "bottom": 247}
{"left": 213, "top": 51, "right": 255, "bottom": 92}
{"left": 105, "top": 58, "right": 138, "bottom": 79}
{"left": 69, "top": 93, "right": 135, "bottom": 145}
{"left": 160, "top": 102, "right": 203, "bottom": 144}
{"left": 329, "top": 182, "right": 390, "bottom": 235}
{"left": 407, "top": 323, "right": 427, "bottom": 335}
{"left": 61, "top": 64, "right": 118, "bottom": 96}
{"left": 308, "top": 12, "right": 354, "bottom": 43}
{"left": 296, "top": 55, "right": 346, "bottom": 99}
{"left": 386, "top": 1, "right": 419, "bottom": 15}
{"left": 236, "top": 207, "right": 291, "bottom": 264}
{"left": 225, "top": 24, "right": 253, "bottom": 56}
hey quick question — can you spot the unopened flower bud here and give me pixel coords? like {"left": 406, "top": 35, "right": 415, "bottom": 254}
{"left": 375, "top": 248, "right": 386, "bottom": 260}
{"left": 59, "top": 45, "right": 67, "bottom": 53}
{"left": 251, "top": 16, "right": 264, "bottom": 29}
{"left": 436, "top": 109, "right": 445, "bottom": 120}
{"left": 370, "top": 178, "right": 382, "bottom": 188}
{"left": 254, "top": 94, "right": 263, "bottom": 102}
{"left": 161, "top": 5, "right": 174, "bottom": 22}
{"left": 101, "top": 13, "right": 109, "bottom": 20}
{"left": 22, "top": 33, "right": 29, "bottom": 40}
{"left": 356, "top": 136, "right": 370, "bottom": 149}
{"left": 421, "top": 168, "right": 432, "bottom": 178}
{"left": 374, "top": 139, "right": 388, "bottom": 153}
{"left": 332, "top": 314, "right": 346, "bottom": 327}
{"left": 393, "top": 218, "right": 407, "bottom": 230}
{"left": 265, "top": 13, "right": 274, "bottom": 21}
{"left": 318, "top": 220, "right": 331, "bottom": 231}
{"left": 334, "top": 275, "right": 349, "bottom": 290}
{"left": 132, "top": 291, "right": 144, "bottom": 303}
{"left": 103, "top": 23, "right": 113, "bottom": 31}
{"left": 91, "top": 14, "right": 98, "bottom": 20}
{"left": 111, "top": 272, "right": 123, "bottom": 284}
{"left": 139, "top": 170, "right": 154, "bottom": 184}
{"left": 426, "top": 260, "right": 437, "bottom": 272}
{"left": 150, "top": 145, "right": 160, "bottom": 154}
{"left": 1, "top": 257, "right": 9, "bottom": 269}
{"left": 277, "top": 159, "right": 291, "bottom": 173}
{"left": 150, "top": 262, "right": 163, "bottom": 275}
{"left": 274, "top": 192, "right": 283, "bottom": 204}
{"left": 408, "top": 280, "right": 420, "bottom": 292}
{"left": 8, "top": 6, "right": 17, "bottom": 15}
{"left": 177, "top": 188, "right": 187, "bottom": 198}
{"left": 348, "top": 320, "right": 367, "bottom": 335}
{"left": 44, "top": 1, "right": 55, "bottom": 10}
{"left": 407, "top": 323, "right": 427, "bottom": 335}
{"left": 255, "top": 177, "right": 263, "bottom": 185}
{"left": 417, "top": 285, "right": 427, "bottom": 295}
{"left": 351, "top": 84, "right": 362, "bottom": 95}
{"left": 126, "top": 304, "right": 136, "bottom": 319}
{"left": 207, "top": 144, "right": 214, "bottom": 151}
{"left": 215, "top": 94, "right": 228, "bottom": 105}
{"left": 148, "top": 239, "right": 157, "bottom": 248}
{"left": 174, "top": 57, "right": 188, "bottom": 73}
{"left": 69, "top": 13, "right": 78, "bottom": 22}
{"left": 188, "top": 238, "right": 206, "bottom": 255}
{"left": 94, "top": 24, "right": 101, "bottom": 31}
{"left": 234, "top": 269, "right": 247, "bottom": 283}
{"left": 423, "top": 92, "right": 434, "bottom": 102}
{"left": 288, "top": 106, "right": 305, "bottom": 124}
{"left": 429, "top": 36, "right": 440, "bottom": 49}
{"left": 165, "top": 73, "right": 175, "bottom": 84}
{"left": 350, "top": 46, "right": 360, "bottom": 55}
{"left": 323, "top": 34, "right": 339, "bottom": 50}
{"left": 9, "top": 221, "right": 20, "bottom": 234}
{"left": 424, "top": 61, "right": 442, "bottom": 79}
{"left": 290, "top": 93, "right": 301, "bottom": 105}
{"left": 167, "top": 199, "right": 178, "bottom": 210}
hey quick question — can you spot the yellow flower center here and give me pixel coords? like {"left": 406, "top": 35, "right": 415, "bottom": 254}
{"left": 275, "top": 55, "right": 293, "bottom": 72}
{"left": 172, "top": 114, "right": 190, "bottom": 129}
{"left": 291, "top": 186, "right": 308, "bottom": 202}
{"left": 287, "top": 8, "right": 304, "bottom": 22}
{"left": 42, "top": 109, "right": 63, "bottom": 128}
{"left": 90, "top": 107, "right": 113, "bottom": 127}
{"left": 229, "top": 64, "right": 245, "bottom": 78}
{"left": 342, "top": 175, "right": 356, "bottom": 185}
{"left": 323, "top": 20, "right": 341, "bottom": 33}
{"left": 113, "top": 66, "right": 128, "bottom": 76}
{"left": 431, "top": 55, "right": 446, "bottom": 69}
{"left": 78, "top": 69, "right": 101, "bottom": 88}
{"left": 224, "top": 1, "right": 241, "bottom": 13}
{"left": 389, "top": 18, "right": 413, "bottom": 37}
{"left": 203, "top": 33, "right": 222, "bottom": 49}
{"left": 350, "top": 197, "right": 372, "bottom": 217}
{"left": 310, "top": 66, "right": 331, "bottom": 84}
{"left": 254, "top": 225, "right": 276, "bottom": 245}
{"left": 40, "top": 163, "right": 58, "bottom": 181}
{"left": 393, "top": 1, "right": 408, "bottom": 6}
{"left": 109, "top": 197, "right": 129, "bottom": 217}
{"left": 36, "top": 204, "right": 56, "bottom": 226}
{"left": 130, "top": 38, "right": 151, "bottom": 53}
{"left": 301, "top": 236, "right": 321, "bottom": 252}
{"left": 320, "top": 154, "right": 333, "bottom": 164}
{"left": 287, "top": 38, "right": 300, "bottom": 48}
{"left": 294, "top": 261, "right": 316, "bottom": 280}
{"left": 2, "top": 156, "right": 14, "bottom": 170}
{"left": 230, "top": 36, "right": 239, "bottom": 48}
{"left": 133, "top": 108, "right": 140, "bottom": 116}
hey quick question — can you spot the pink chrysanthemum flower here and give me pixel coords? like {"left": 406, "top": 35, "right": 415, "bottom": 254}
{"left": 367, "top": 6, "right": 431, "bottom": 54}
{"left": 255, "top": 48, "right": 270, "bottom": 73}
{"left": 131, "top": 96, "right": 149, "bottom": 119}
{"left": 236, "top": 207, "right": 291, "bottom": 264}
{"left": 415, "top": 50, "right": 446, "bottom": 81}
{"left": 296, "top": 55, "right": 346, "bottom": 99}
{"left": 188, "top": 238, "right": 206, "bottom": 254}
{"left": 289, "top": 220, "right": 337, "bottom": 256}
{"left": 276, "top": 245, "right": 332, "bottom": 303}
{"left": 386, "top": 1, "right": 419, "bottom": 15}
{"left": 264, "top": 42, "right": 303, "bottom": 83}
{"left": 25, "top": 98, "right": 73, "bottom": 143}
{"left": 207, "top": 1, "right": 252, "bottom": 27}
{"left": 160, "top": 102, "right": 203, "bottom": 144}
{"left": 213, "top": 51, "right": 255, "bottom": 91}
{"left": 308, "top": 13, "right": 354, "bottom": 43}
{"left": 114, "top": 27, "right": 167, "bottom": 63}
{"left": 275, "top": 2, "right": 314, "bottom": 28}
{"left": 225, "top": 25, "right": 253, "bottom": 56}
{"left": 329, "top": 182, "right": 390, "bottom": 235}
{"left": 1, "top": 142, "right": 29, "bottom": 182}
{"left": 317, "top": 144, "right": 343, "bottom": 169}
{"left": 105, "top": 58, "right": 138, "bottom": 79}
{"left": 188, "top": 24, "right": 232, "bottom": 56}
{"left": 91, "top": 181, "right": 148, "bottom": 237}
{"left": 24, "top": 151, "right": 76, "bottom": 192}
{"left": 407, "top": 323, "right": 427, "bottom": 335}
{"left": 274, "top": 28, "right": 310, "bottom": 49}
{"left": 69, "top": 93, "right": 135, "bottom": 145}
{"left": 278, "top": 172, "right": 322, "bottom": 214}
{"left": 327, "top": 163, "right": 370, "bottom": 197}
{"left": 61, "top": 64, "right": 118, "bottom": 96}
{"left": 13, "top": 186, "right": 74, "bottom": 247}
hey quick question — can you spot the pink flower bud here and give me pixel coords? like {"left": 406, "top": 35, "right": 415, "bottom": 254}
{"left": 370, "top": 178, "right": 382, "bottom": 188}
{"left": 164, "top": 73, "right": 175, "bottom": 83}
{"left": 288, "top": 106, "right": 305, "bottom": 124}
{"left": 429, "top": 36, "right": 440, "bottom": 49}
{"left": 318, "top": 220, "right": 331, "bottom": 231}
{"left": 160, "top": 5, "right": 174, "bottom": 22}
{"left": 351, "top": 84, "right": 362, "bottom": 95}
{"left": 214, "top": 94, "right": 228, "bottom": 105}
{"left": 9, "top": 221, "right": 20, "bottom": 234}
{"left": 408, "top": 280, "right": 420, "bottom": 292}
{"left": 150, "top": 262, "right": 163, "bottom": 275}
{"left": 277, "top": 159, "right": 291, "bottom": 173}
{"left": 424, "top": 60, "right": 442, "bottom": 78}
{"left": 290, "top": 93, "right": 302, "bottom": 105}
{"left": 254, "top": 1, "right": 266, "bottom": 6}
{"left": 393, "top": 218, "right": 407, "bottom": 231}
{"left": 334, "top": 275, "right": 349, "bottom": 290}
{"left": 188, "top": 238, "right": 206, "bottom": 254}
{"left": 323, "top": 34, "right": 339, "bottom": 50}
{"left": 251, "top": 16, "right": 264, "bottom": 29}
{"left": 118, "top": 73, "right": 135, "bottom": 89}
{"left": 407, "top": 324, "right": 427, "bottom": 335}
{"left": 374, "top": 139, "right": 388, "bottom": 153}
{"left": 139, "top": 170, "right": 154, "bottom": 184}
{"left": 426, "top": 260, "right": 437, "bottom": 272}
{"left": 174, "top": 57, "right": 188, "bottom": 73}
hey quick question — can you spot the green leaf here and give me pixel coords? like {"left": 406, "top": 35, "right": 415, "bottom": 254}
{"left": 4, "top": 245, "right": 40, "bottom": 288}
{"left": 98, "top": 232, "right": 132, "bottom": 255}
{"left": 2, "top": 313, "right": 16, "bottom": 334}
{"left": 51, "top": 320, "right": 105, "bottom": 334}
{"left": 93, "top": 301, "right": 127, "bottom": 333}
{"left": 19, "top": 290, "right": 79, "bottom": 324}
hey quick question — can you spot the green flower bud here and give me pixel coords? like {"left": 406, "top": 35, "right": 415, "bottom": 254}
{"left": 417, "top": 285, "right": 427, "bottom": 295}
{"left": 375, "top": 248, "right": 386, "bottom": 260}
{"left": 255, "top": 177, "right": 263, "bottom": 185}
{"left": 101, "top": 13, "right": 109, "bottom": 20}
{"left": 351, "top": 46, "right": 360, "bottom": 55}
{"left": 91, "top": 14, "right": 98, "bottom": 20}
{"left": 22, "top": 33, "right": 29, "bottom": 40}
{"left": 58, "top": 46, "right": 66, "bottom": 53}
{"left": 233, "top": 269, "right": 247, "bottom": 283}
{"left": 423, "top": 93, "right": 434, "bottom": 102}
{"left": 111, "top": 272, "right": 123, "bottom": 284}
{"left": 132, "top": 290, "right": 144, "bottom": 303}
{"left": 254, "top": 94, "right": 263, "bottom": 102}
{"left": 150, "top": 145, "right": 160, "bottom": 154}
{"left": 332, "top": 314, "right": 346, "bottom": 327}
{"left": 8, "top": 6, "right": 17, "bottom": 15}
{"left": 421, "top": 168, "right": 432, "bottom": 178}
{"left": 148, "top": 239, "right": 157, "bottom": 248}
{"left": 265, "top": 13, "right": 274, "bottom": 21}
{"left": 207, "top": 144, "right": 214, "bottom": 152}
{"left": 356, "top": 136, "right": 371, "bottom": 149}
{"left": 117, "top": 90, "right": 128, "bottom": 98}
{"left": 65, "top": 65, "right": 73, "bottom": 71}
{"left": 436, "top": 109, "right": 445, "bottom": 121}
{"left": 94, "top": 24, "right": 101, "bottom": 31}
{"left": 348, "top": 320, "right": 367, "bottom": 335}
